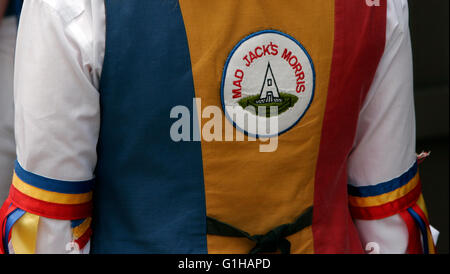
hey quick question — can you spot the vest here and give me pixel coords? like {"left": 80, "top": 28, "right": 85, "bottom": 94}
{"left": 93, "top": 0, "right": 387, "bottom": 254}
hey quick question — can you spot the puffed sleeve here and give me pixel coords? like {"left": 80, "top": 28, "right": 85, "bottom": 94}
{"left": 347, "top": 0, "right": 438, "bottom": 254}
{"left": 0, "top": 0, "right": 104, "bottom": 254}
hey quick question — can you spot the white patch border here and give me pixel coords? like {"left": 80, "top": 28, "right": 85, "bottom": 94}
{"left": 220, "top": 30, "right": 316, "bottom": 138}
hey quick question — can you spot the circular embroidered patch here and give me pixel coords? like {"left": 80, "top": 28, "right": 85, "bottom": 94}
{"left": 221, "top": 30, "right": 315, "bottom": 137}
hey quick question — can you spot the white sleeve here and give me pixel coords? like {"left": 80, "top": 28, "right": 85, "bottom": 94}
{"left": 347, "top": 0, "right": 436, "bottom": 254}
{"left": 0, "top": 0, "right": 105, "bottom": 254}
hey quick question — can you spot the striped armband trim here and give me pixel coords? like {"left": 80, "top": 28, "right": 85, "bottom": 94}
{"left": 71, "top": 218, "right": 92, "bottom": 250}
{"left": 400, "top": 199, "right": 437, "bottom": 254}
{"left": 8, "top": 161, "right": 93, "bottom": 220}
{"left": 348, "top": 162, "right": 421, "bottom": 220}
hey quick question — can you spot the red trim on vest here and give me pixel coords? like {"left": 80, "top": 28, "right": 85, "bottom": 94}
{"left": 312, "top": 0, "right": 387, "bottom": 253}
{"left": 9, "top": 185, "right": 92, "bottom": 220}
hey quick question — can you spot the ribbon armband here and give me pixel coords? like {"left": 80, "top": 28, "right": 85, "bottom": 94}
{"left": 399, "top": 200, "right": 437, "bottom": 254}
{"left": 6, "top": 161, "right": 94, "bottom": 220}
{"left": 348, "top": 161, "right": 436, "bottom": 254}
{"left": 0, "top": 161, "right": 94, "bottom": 253}
{"left": 348, "top": 162, "right": 421, "bottom": 220}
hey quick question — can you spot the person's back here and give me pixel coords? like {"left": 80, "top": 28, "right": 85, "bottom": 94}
{"left": 0, "top": 0, "right": 438, "bottom": 254}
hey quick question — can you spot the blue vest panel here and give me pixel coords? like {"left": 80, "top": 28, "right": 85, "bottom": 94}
{"left": 92, "top": 0, "right": 207, "bottom": 253}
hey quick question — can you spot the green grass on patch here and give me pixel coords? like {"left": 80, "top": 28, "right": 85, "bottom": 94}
{"left": 238, "top": 92, "right": 299, "bottom": 117}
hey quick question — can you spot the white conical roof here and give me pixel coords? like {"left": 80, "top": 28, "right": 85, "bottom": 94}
{"left": 259, "top": 62, "right": 281, "bottom": 100}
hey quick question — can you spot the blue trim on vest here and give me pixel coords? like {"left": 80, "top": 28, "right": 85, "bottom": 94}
{"left": 348, "top": 162, "right": 418, "bottom": 198}
{"left": 92, "top": 0, "right": 207, "bottom": 254}
{"left": 14, "top": 161, "right": 94, "bottom": 194}
{"left": 221, "top": 30, "right": 316, "bottom": 138}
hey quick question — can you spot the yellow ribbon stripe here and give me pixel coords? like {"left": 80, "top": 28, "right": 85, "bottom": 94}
{"left": 73, "top": 217, "right": 92, "bottom": 239}
{"left": 416, "top": 194, "right": 429, "bottom": 220}
{"left": 427, "top": 228, "right": 436, "bottom": 254}
{"left": 10, "top": 213, "right": 40, "bottom": 254}
{"left": 416, "top": 194, "right": 435, "bottom": 253}
{"left": 348, "top": 173, "right": 420, "bottom": 208}
{"left": 12, "top": 172, "right": 92, "bottom": 205}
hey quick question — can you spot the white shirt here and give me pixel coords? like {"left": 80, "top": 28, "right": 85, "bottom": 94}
{"left": 9, "top": 0, "right": 437, "bottom": 254}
